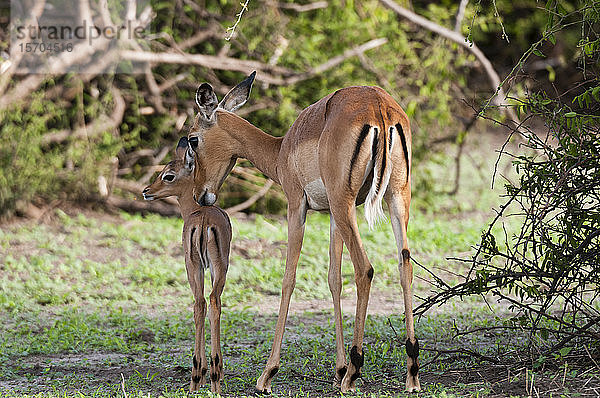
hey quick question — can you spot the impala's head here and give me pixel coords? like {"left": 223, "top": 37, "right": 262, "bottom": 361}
{"left": 142, "top": 137, "right": 195, "bottom": 201}
{"left": 188, "top": 71, "right": 256, "bottom": 206}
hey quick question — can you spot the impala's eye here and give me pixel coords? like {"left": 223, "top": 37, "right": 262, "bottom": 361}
{"left": 162, "top": 173, "right": 175, "bottom": 182}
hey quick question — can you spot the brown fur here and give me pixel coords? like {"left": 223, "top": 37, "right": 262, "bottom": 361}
{"left": 190, "top": 79, "right": 420, "bottom": 393}
{"left": 143, "top": 141, "right": 231, "bottom": 394}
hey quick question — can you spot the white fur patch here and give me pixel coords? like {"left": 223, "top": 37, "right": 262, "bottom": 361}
{"left": 304, "top": 178, "right": 329, "bottom": 210}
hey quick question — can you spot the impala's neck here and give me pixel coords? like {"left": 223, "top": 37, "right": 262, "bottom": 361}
{"left": 176, "top": 183, "right": 199, "bottom": 221}
{"left": 217, "top": 111, "right": 282, "bottom": 184}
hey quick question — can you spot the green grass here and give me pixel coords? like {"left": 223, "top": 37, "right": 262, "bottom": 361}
{"left": 2, "top": 137, "right": 592, "bottom": 397}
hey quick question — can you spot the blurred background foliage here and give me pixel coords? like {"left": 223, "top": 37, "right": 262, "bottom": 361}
{"left": 0, "top": 0, "right": 593, "bottom": 217}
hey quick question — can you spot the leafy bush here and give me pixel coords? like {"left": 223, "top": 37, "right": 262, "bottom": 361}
{"left": 0, "top": 89, "right": 121, "bottom": 214}
{"left": 417, "top": 1, "right": 600, "bottom": 361}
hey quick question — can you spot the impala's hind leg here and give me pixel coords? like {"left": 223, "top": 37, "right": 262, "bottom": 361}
{"left": 328, "top": 217, "right": 347, "bottom": 385}
{"left": 207, "top": 232, "right": 228, "bottom": 394}
{"left": 386, "top": 193, "right": 420, "bottom": 392}
{"left": 188, "top": 260, "right": 208, "bottom": 391}
{"left": 329, "top": 202, "right": 373, "bottom": 393}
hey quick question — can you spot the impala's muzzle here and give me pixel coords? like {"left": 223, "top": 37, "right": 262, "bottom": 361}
{"left": 142, "top": 188, "right": 154, "bottom": 201}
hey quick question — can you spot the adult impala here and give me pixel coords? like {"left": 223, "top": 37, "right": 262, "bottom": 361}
{"left": 188, "top": 72, "right": 420, "bottom": 393}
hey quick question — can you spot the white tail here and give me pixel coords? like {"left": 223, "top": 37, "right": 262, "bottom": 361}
{"left": 364, "top": 125, "right": 394, "bottom": 228}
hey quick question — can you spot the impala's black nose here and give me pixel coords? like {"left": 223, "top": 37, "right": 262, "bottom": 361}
{"left": 142, "top": 188, "right": 154, "bottom": 201}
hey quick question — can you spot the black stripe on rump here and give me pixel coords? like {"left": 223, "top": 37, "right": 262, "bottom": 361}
{"left": 371, "top": 130, "right": 379, "bottom": 194}
{"left": 396, "top": 123, "right": 409, "bottom": 181}
{"left": 377, "top": 127, "right": 386, "bottom": 195}
{"left": 190, "top": 227, "right": 196, "bottom": 254}
{"left": 198, "top": 227, "right": 204, "bottom": 253}
{"left": 348, "top": 124, "right": 371, "bottom": 186}
{"left": 211, "top": 226, "right": 221, "bottom": 256}
{"left": 198, "top": 227, "right": 207, "bottom": 268}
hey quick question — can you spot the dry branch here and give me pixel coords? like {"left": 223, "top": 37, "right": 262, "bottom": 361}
{"left": 454, "top": 0, "right": 469, "bottom": 32}
{"left": 138, "top": 146, "right": 171, "bottom": 183}
{"left": 120, "top": 37, "right": 388, "bottom": 86}
{"left": 379, "top": 0, "right": 512, "bottom": 114}
{"left": 117, "top": 164, "right": 165, "bottom": 176}
{"left": 0, "top": 0, "right": 47, "bottom": 96}
{"left": 277, "top": 1, "right": 328, "bottom": 12}
{"left": 112, "top": 177, "right": 178, "bottom": 206}
{"left": 119, "top": 50, "right": 293, "bottom": 85}
{"left": 226, "top": 179, "right": 274, "bottom": 214}
{"left": 285, "top": 38, "right": 388, "bottom": 85}
{"left": 0, "top": 38, "right": 117, "bottom": 111}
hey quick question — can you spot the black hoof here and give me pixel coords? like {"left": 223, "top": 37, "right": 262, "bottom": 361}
{"left": 254, "top": 388, "right": 271, "bottom": 395}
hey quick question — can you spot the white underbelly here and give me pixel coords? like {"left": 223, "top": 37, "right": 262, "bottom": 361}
{"left": 304, "top": 178, "right": 329, "bottom": 210}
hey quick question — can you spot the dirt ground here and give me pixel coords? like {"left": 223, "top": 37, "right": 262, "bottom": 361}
{"left": 2, "top": 206, "right": 600, "bottom": 397}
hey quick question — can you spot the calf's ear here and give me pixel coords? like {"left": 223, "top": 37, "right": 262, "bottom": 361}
{"left": 175, "top": 136, "right": 188, "bottom": 159}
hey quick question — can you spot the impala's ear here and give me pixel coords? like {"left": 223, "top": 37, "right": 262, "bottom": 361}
{"left": 218, "top": 71, "right": 256, "bottom": 112}
{"left": 175, "top": 136, "right": 188, "bottom": 159}
{"left": 184, "top": 146, "right": 195, "bottom": 172}
{"left": 195, "top": 83, "right": 219, "bottom": 122}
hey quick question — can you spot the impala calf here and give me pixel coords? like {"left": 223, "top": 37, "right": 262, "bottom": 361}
{"left": 142, "top": 137, "right": 232, "bottom": 394}
{"left": 188, "top": 72, "right": 420, "bottom": 393}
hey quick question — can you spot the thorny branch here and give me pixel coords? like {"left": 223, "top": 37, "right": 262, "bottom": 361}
{"left": 225, "top": 0, "right": 251, "bottom": 41}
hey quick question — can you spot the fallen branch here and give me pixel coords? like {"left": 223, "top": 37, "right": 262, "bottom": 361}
{"left": 106, "top": 195, "right": 180, "bottom": 216}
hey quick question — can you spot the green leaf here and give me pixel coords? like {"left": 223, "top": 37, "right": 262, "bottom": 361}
{"left": 564, "top": 112, "right": 577, "bottom": 118}
{"left": 559, "top": 347, "right": 572, "bottom": 357}
{"left": 548, "top": 33, "right": 556, "bottom": 45}
{"left": 533, "top": 48, "right": 545, "bottom": 57}
{"left": 592, "top": 87, "right": 600, "bottom": 101}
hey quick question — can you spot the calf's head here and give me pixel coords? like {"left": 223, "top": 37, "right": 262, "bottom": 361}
{"left": 143, "top": 137, "right": 196, "bottom": 201}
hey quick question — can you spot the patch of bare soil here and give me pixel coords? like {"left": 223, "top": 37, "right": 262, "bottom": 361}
{"left": 4, "top": 341, "right": 599, "bottom": 397}
{"left": 246, "top": 290, "right": 405, "bottom": 316}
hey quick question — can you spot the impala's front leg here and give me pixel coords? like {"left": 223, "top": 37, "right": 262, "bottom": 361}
{"left": 256, "top": 199, "right": 307, "bottom": 393}
{"left": 328, "top": 217, "right": 347, "bottom": 385}
{"left": 188, "top": 262, "right": 208, "bottom": 391}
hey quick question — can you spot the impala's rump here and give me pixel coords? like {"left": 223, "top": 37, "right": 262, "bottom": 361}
{"left": 286, "top": 87, "right": 410, "bottom": 226}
